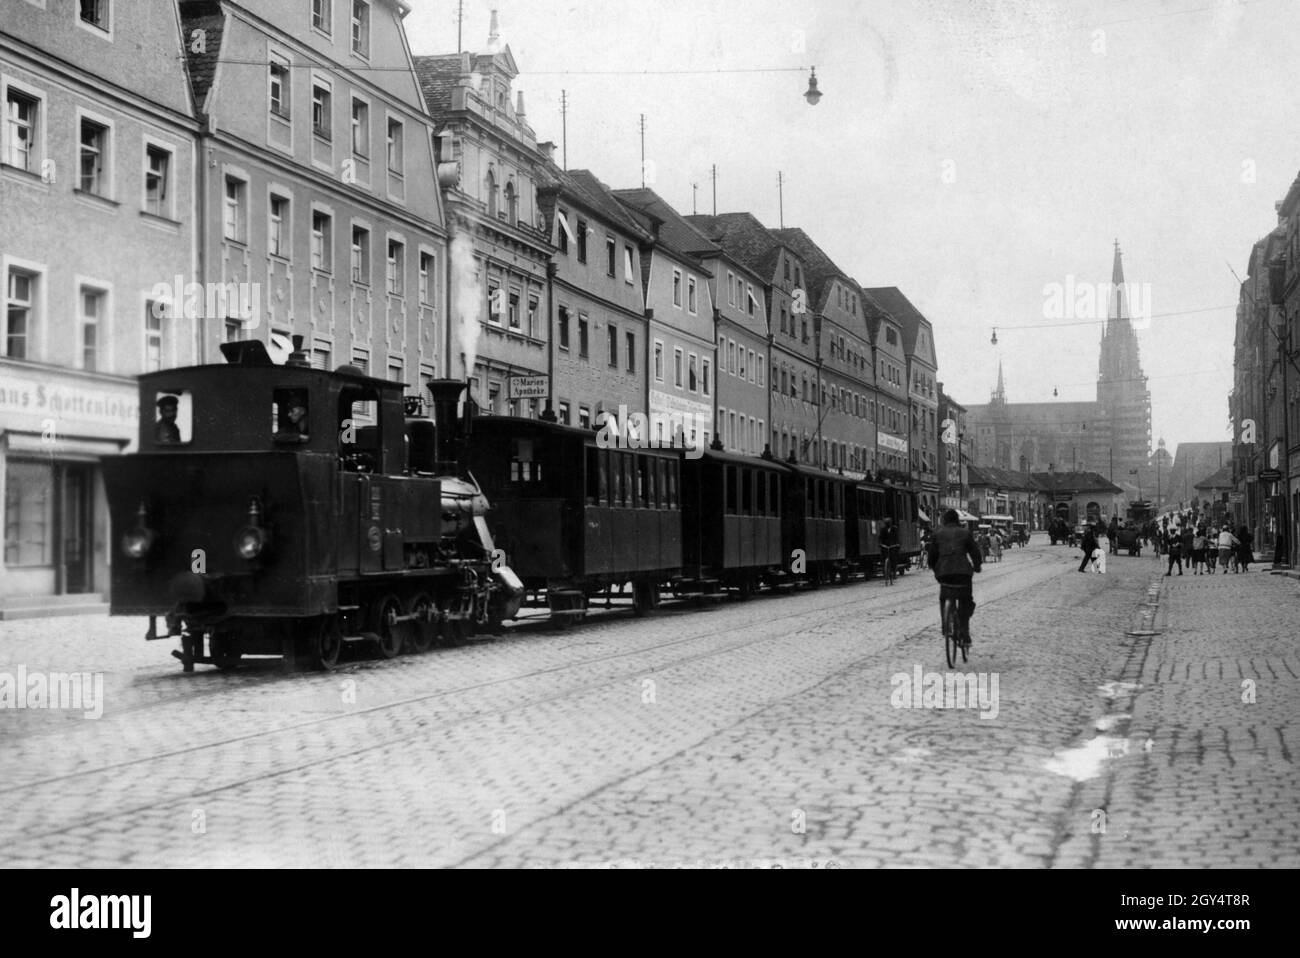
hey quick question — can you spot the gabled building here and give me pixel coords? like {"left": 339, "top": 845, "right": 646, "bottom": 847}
{"left": 1032, "top": 470, "right": 1124, "bottom": 528}
{"left": 771, "top": 228, "right": 876, "bottom": 476}
{"left": 686, "top": 212, "right": 819, "bottom": 463}
{"left": 866, "top": 287, "right": 941, "bottom": 514}
{"left": 535, "top": 160, "right": 652, "bottom": 426}
{"left": 2, "top": 0, "right": 199, "bottom": 611}
{"left": 182, "top": 0, "right": 446, "bottom": 390}
{"left": 614, "top": 188, "right": 715, "bottom": 449}
{"left": 863, "top": 288, "right": 910, "bottom": 480}
{"left": 938, "top": 387, "right": 970, "bottom": 514}
{"left": 414, "top": 12, "right": 549, "bottom": 412}
{"left": 965, "top": 465, "right": 1037, "bottom": 526}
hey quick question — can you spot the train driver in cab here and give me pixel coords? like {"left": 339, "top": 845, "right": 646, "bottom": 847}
{"left": 274, "top": 390, "right": 310, "bottom": 442}
{"left": 155, "top": 394, "right": 181, "bottom": 444}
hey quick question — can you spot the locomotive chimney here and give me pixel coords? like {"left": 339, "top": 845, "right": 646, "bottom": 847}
{"left": 426, "top": 379, "right": 469, "bottom": 469}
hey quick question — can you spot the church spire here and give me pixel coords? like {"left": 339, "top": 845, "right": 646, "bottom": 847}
{"left": 1112, "top": 238, "right": 1124, "bottom": 285}
{"left": 992, "top": 359, "right": 1006, "bottom": 404}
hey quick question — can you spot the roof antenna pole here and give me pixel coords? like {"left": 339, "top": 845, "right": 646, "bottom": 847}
{"left": 457, "top": 0, "right": 463, "bottom": 53}
{"left": 778, "top": 171, "right": 784, "bottom": 229}
{"left": 692, "top": 182, "right": 698, "bottom": 215}
{"left": 639, "top": 114, "right": 647, "bottom": 188}
{"left": 711, "top": 164, "right": 717, "bottom": 215}
{"left": 561, "top": 90, "right": 568, "bottom": 170}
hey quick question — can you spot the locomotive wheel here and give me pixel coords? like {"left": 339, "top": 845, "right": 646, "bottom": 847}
{"left": 405, "top": 593, "right": 436, "bottom": 654}
{"left": 372, "top": 595, "right": 404, "bottom": 659}
{"left": 209, "top": 633, "right": 242, "bottom": 671}
{"left": 311, "top": 617, "right": 342, "bottom": 672}
{"left": 735, "top": 577, "right": 755, "bottom": 601}
{"left": 633, "top": 580, "right": 660, "bottom": 616}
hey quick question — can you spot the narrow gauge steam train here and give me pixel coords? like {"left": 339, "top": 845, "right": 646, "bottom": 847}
{"left": 102, "top": 339, "right": 523, "bottom": 672}
{"left": 466, "top": 416, "right": 921, "bottom": 625}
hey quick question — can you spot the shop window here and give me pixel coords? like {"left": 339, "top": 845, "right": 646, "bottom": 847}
{"left": 3, "top": 460, "right": 53, "bottom": 567}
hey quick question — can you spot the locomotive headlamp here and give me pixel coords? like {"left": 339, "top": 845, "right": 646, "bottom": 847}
{"left": 121, "top": 501, "right": 155, "bottom": 559}
{"left": 235, "top": 497, "right": 270, "bottom": 561}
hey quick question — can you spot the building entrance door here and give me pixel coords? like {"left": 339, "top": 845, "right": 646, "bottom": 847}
{"left": 60, "top": 464, "right": 94, "bottom": 594}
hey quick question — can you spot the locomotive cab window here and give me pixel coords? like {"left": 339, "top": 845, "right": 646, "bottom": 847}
{"left": 338, "top": 384, "right": 381, "bottom": 472}
{"left": 153, "top": 391, "right": 192, "bottom": 445}
{"left": 273, "top": 389, "right": 310, "bottom": 442}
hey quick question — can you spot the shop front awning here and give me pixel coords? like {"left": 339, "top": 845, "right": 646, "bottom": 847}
{"left": 955, "top": 509, "right": 980, "bottom": 522}
{"left": 917, "top": 508, "right": 931, "bottom": 523}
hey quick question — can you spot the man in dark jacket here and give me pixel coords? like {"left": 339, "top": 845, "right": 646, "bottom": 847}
{"left": 926, "top": 509, "right": 983, "bottom": 644}
{"left": 1077, "top": 524, "right": 1098, "bottom": 573}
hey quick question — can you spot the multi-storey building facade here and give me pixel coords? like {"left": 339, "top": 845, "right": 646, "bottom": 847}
{"left": 771, "top": 229, "right": 875, "bottom": 477}
{"left": 868, "top": 287, "right": 940, "bottom": 513}
{"left": 937, "top": 387, "right": 969, "bottom": 515}
{"left": 2, "top": 0, "right": 198, "bottom": 610}
{"left": 415, "top": 17, "right": 548, "bottom": 409}
{"left": 687, "top": 213, "right": 821, "bottom": 465}
{"left": 866, "top": 291, "right": 911, "bottom": 480}
{"left": 536, "top": 161, "right": 651, "bottom": 427}
{"left": 614, "top": 189, "right": 715, "bottom": 449}
{"left": 1275, "top": 175, "right": 1300, "bottom": 566}
{"left": 182, "top": 0, "right": 445, "bottom": 393}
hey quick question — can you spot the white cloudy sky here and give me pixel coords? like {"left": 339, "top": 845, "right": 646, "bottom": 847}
{"left": 402, "top": 0, "right": 1300, "bottom": 455}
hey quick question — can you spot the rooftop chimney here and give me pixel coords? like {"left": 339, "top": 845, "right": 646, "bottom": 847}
{"left": 487, "top": 9, "right": 501, "bottom": 52}
{"left": 516, "top": 90, "right": 526, "bottom": 122}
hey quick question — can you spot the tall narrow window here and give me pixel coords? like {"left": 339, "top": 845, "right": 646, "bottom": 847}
{"left": 654, "top": 341, "right": 663, "bottom": 382}
{"left": 687, "top": 277, "right": 697, "bottom": 314}
{"left": 626, "top": 332, "right": 635, "bottom": 373}
{"left": 578, "top": 316, "right": 589, "bottom": 358}
{"left": 312, "top": 82, "right": 331, "bottom": 139}
{"left": 4, "top": 91, "right": 38, "bottom": 172}
{"left": 80, "top": 288, "right": 101, "bottom": 370}
{"left": 702, "top": 358, "right": 711, "bottom": 397}
{"left": 351, "top": 0, "right": 370, "bottom": 57}
{"left": 624, "top": 245, "right": 635, "bottom": 284}
{"left": 507, "top": 291, "right": 520, "bottom": 329}
{"left": 505, "top": 181, "right": 518, "bottom": 224}
{"left": 608, "top": 325, "right": 618, "bottom": 368}
{"left": 269, "top": 59, "right": 290, "bottom": 118}
{"left": 558, "top": 306, "right": 570, "bottom": 350}
{"left": 606, "top": 238, "right": 616, "bottom": 276}
{"left": 311, "top": 211, "right": 332, "bottom": 271}
{"left": 527, "top": 296, "right": 539, "bottom": 337}
{"left": 6, "top": 270, "right": 34, "bottom": 360}
{"left": 144, "top": 301, "right": 164, "bottom": 372}
{"left": 672, "top": 270, "right": 682, "bottom": 307}
{"left": 674, "top": 348, "right": 683, "bottom": 388}
{"left": 418, "top": 252, "right": 433, "bottom": 304}
{"left": 144, "top": 145, "right": 170, "bottom": 217}
{"left": 312, "top": 0, "right": 332, "bottom": 33}
{"left": 223, "top": 176, "right": 245, "bottom": 243}
{"left": 386, "top": 118, "right": 403, "bottom": 173}
{"left": 351, "top": 98, "right": 369, "bottom": 157}
{"left": 486, "top": 169, "right": 497, "bottom": 217}
{"left": 351, "top": 226, "right": 369, "bottom": 284}
{"left": 577, "top": 220, "right": 588, "bottom": 263}
{"left": 78, "top": 118, "right": 107, "bottom": 194}
{"left": 688, "top": 354, "right": 698, "bottom": 392}
{"left": 269, "top": 194, "right": 288, "bottom": 258}
{"left": 386, "top": 239, "right": 403, "bottom": 295}
{"left": 80, "top": 0, "right": 109, "bottom": 30}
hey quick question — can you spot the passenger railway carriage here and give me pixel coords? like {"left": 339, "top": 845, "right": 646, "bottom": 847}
{"left": 104, "top": 343, "right": 925, "bottom": 662}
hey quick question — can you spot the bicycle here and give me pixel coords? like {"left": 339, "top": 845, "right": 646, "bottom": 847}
{"left": 941, "top": 583, "right": 970, "bottom": 668}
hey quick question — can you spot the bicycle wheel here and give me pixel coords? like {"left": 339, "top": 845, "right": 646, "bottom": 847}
{"left": 943, "top": 599, "right": 958, "bottom": 668}
{"left": 960, "top": 610, "right": 970, "bottom": 663}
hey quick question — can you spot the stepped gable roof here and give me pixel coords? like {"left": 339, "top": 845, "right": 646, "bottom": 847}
{"left": 863, "top": 287, "right": 932, "bottom": 359}
{"left": 965, "top": 465, "right": 1036, "bottom": 492}
{"left": 178, "top": 0, "right": 226, "bottom": 113}
{"left": 1030, "top": 470, "right": 1123, "bottom": 495}
{"left": 685, "top": 213, "right": 786, "bottom": 279}
{"left": 613, "top": 189, "right": 715, "bottom": 264}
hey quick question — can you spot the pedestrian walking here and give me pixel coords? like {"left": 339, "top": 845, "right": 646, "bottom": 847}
{"left": 1216, "top": 526, "right": 1240, "bottom": 573}
{"left": 1191, "top": 528, "right": 1208, "bottom": 574}
{"left": 1236, "top": 524, "right": 1254, "bottom": 573}
{"left": 1206, "top": 527, "right": 1219, "bottom": 572}
{"left": 1078, "top": 525, "right": 1098, "bottom": 573}
{"left": 1164, "top": 528, "right": 1183, "bottom": 576}
{"left": 1107, "top": 516, "right": 1119, "bottom": 556}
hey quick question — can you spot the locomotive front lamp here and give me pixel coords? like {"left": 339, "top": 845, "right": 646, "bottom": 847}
{"left": 121, "top": 501, "right": 155, "bottom": 559}
{"left": 235, "top": 497, "right": 270, "bottom": 561}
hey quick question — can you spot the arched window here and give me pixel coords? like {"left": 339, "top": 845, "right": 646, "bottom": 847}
{"left": 486, "top": 169, "right": 498, "bottom": 217}
{"left": 505, "top": 180, "right": 518, "bottom": 224}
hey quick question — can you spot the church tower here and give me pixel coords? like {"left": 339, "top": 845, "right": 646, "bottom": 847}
{"left": 1095, "top": 241, "right": 1152, "bottom": 477}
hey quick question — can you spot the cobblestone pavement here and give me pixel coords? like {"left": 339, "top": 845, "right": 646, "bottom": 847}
{"left": 1, "top": 538, "right": 1296, "bottom": 868}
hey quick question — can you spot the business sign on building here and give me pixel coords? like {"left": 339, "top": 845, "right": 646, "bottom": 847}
{"left": 508, "top": 376, "right": 550, "bottom": 400}
{"left": 877, "top": 431, "right": 909, "bottom": 454}
{"left": 0, "top": 365, "right": 138, "bottom": 439}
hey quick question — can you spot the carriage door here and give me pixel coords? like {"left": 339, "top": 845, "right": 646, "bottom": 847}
{"left": 357, "top": 476, "right": 384, "bottom": 574}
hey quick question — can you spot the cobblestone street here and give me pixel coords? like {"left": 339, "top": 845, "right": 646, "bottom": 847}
{"left": 1, "top": 539, "right": 1296, "bottom": 868}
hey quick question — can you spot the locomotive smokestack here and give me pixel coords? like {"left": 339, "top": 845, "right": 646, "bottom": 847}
{"left": 426, "top": 379, "right": 469, "bottom": 469}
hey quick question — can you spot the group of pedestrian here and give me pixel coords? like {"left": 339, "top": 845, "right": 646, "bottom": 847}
{"left": 1158, "top": 520, "right": 1254, "bottom": 577}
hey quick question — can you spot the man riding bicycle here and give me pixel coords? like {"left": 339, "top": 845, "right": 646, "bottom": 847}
{"left": 879, "top": 517, "right": 901, "bottom": 582}
{"left": 925, "top": 509, "right": 983, "bottom": 645}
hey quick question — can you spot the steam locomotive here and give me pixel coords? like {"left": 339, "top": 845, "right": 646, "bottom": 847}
{"left": 102, "top": 338, "right": 523, "bottom": 671}
{"left": 103, "top": 341, "right": 920, "bottom": 670}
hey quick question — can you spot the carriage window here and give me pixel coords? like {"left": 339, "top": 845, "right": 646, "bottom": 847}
{"left": 638, "top": 457, "right": 650, "bottom": 508}
{"left": 623, "top": 454, "right": 635, "bottom": 507}
{"left": 667, "top": 461, "right": 677, "bottom": 509}
{"left": 510, "top": 438, "right": 539, "bottom": 484}
{"left": 599, "top": 449, "right": 609, "bottom": 505}
{"left": 756, "top": 470, "right": 768, "bottom": 515}
{"left": 273, "top": 389, "right": 311, "bottom": 443}
{"left": 585, "top": 447, "right": 600, "bottom": 504}
{"left": 648, "top": 457, "right": 658, "bottom": 508}
{"left": 742, "top": 468, "right": 754, "bottom": 515}
{"left": 153, "top": 390, "right": 193, "bottom": 445}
